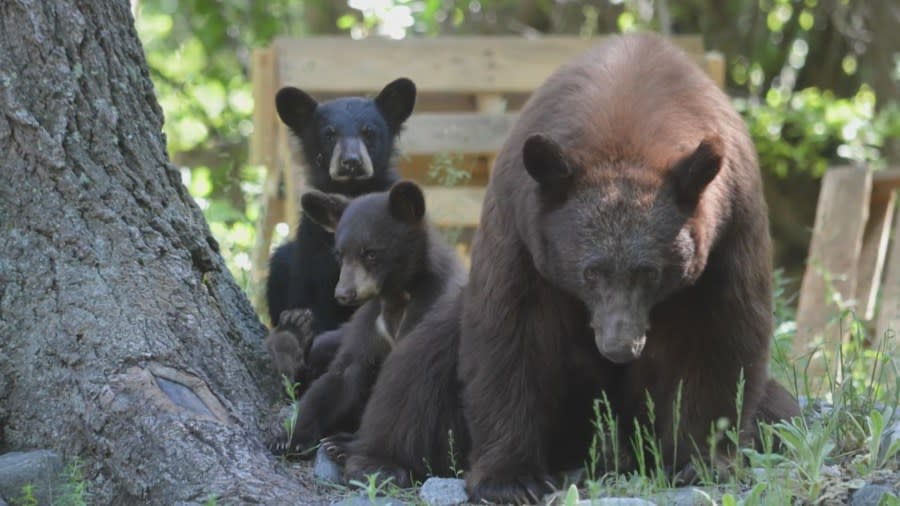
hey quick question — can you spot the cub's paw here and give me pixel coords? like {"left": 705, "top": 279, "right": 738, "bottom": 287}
{"left": 466, "top": 475, "right": 560, "bottom": 505}
{"left": 320, "top": 432, "right": 355, "bottom": 465}
{"left": 346, "top": 455, "right": 412, "bottom": 489}
{"left": 279, "top": 308, "right": 315, "bottom": 337}
{"left": 268, "top": 428, "right": 319, "bottom": 460}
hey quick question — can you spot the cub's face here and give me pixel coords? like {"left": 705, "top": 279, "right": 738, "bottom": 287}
{"left": 275, "top": 78, "right": 417, "bottom": 184}
{"left": 301, "top": 181, "right": 427, "bottom": 306}
{"left": 313, "top": 100, "right": 389, "bottom": 181}
{"left": 521, "top": 134, "right": 723, "bottom": 363}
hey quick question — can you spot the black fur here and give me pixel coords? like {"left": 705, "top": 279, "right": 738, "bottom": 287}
{"left": 265, "top": 78, "right": 417, "bottom": 332}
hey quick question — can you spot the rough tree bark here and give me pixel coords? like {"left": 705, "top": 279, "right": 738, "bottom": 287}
{"left": 0, "top": 1, "right": 310, "bottom": 504}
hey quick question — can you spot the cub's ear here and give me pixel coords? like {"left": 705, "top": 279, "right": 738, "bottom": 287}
{"left": 301, "top": 190, "right": 349, "bottom": 233}
{"left": 671, "top": 136, "right": 724, "bottom": 209}
{"left": 522, "top": 134, "right": 578, "bottom": 194}
{"left": 375, "top": 78, "right": 417, "bottom": 132}
{"left": 388, "top": 180, "right": 426, "bottom": 224}
{"left": 275, "top": 87, "right": 318, "bottom": 131}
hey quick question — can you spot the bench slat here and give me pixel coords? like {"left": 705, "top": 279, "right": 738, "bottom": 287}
{"left": 273, "top": 35, "right": 706, "bottom": 93}
{"left": 399, "top": 112, "right": 518, "bottom": 155}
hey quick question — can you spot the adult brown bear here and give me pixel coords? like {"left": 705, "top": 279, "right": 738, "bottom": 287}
{"left": 459, "top": 33, "right": 800, "bottom": 503}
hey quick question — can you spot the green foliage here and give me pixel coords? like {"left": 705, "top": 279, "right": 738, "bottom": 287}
{"left": 562, "top": 484, "right": 580, "bottom": 506}
{"left": 281, "top": 373, "right": 301, "bottom": 441}
{"left": 11, "top": 485, "right": 38, "bottom": 506}
{"left": 10, "top": 458, "right": 90, "bottom": 506}
{"left": 737, "top": 86, "right": 900, "bottom": 179}
{"left": 349, "top": 473, "right": 396, "bottom": 503}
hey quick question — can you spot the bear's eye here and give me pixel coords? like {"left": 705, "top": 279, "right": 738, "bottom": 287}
{"left": 323, "top": 126, "right": 337, "bottom": 141}
{"left": 361, "top": 125, "right": 376, "bottom": 144}
{"left": 332, "top": 248, "right": 342, "bottom": 261}
{"left": 634, "top": 266, "right": 660, "bottom": 284}
{"left": 583, "top": 265, "right": 609, "bottom": 283}
{"left": 361, "top": 248, "right": 377, "bottom": 263}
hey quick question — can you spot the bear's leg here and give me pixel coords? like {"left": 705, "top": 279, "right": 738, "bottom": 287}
{"left": 264, "top": 309, "right": 317, "bottom": 396}
{"left": 656, "top": 367, "right": 768, "bottom": 484}
{"left": 750, "top": 378, "right": 800, "bottom": 452}
{"left": 304, "top": 328, "right": 343, "bottom": 384}
{"left": 345, "top": 454, "right": 413, "bottom": 489}
{"left": 754, "top": 378, "right": 800, "bottom": 426}
{"left": 264, "top": 328, "right": 304, "bottom": 392}
{"left": 269, "top": 362, "right": 368, "bottom": 458}
{"left": 265, "top": 241, "right": 297, "bottom": 326}
{"left": 462, "top": 332, "right": 567, "bottom": 503}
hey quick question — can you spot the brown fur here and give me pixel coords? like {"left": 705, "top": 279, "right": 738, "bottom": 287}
{"left": 322, "top": 286, "right": 470, "bottom": 488}
{"left": 459, "top": 33, "right": 800, "bottom": 503}
{"left": 264, "top": 309, "right": 341, "bottom": 397}
{"left": 269, "top": 182, "right": 466, "bottom": 458}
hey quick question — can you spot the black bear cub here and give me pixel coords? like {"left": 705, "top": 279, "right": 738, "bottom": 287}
{"left": 269, "top": 180, "right": 466, "bottom": 457}
{"left": 264, "top": 78, "right": 416, "bottom": 390}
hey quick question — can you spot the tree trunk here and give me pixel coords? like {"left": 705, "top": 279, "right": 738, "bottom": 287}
{"left": 0, "top": 1, "right": 309, "bottom": 504}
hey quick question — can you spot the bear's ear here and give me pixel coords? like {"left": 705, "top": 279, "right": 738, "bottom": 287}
{"left": 522, "top": 134, "right": 577, "bottom": 194}
{"left": 388, "top": 180, "right": 426, "bottom": 224}
{"left": 670, "top": 136, "right": 724, "bottom": 209}
{"left": 301, "top": 190, "right": 349, "bottom": 233}
{"left": 375, "top": 78, "right": 417, "bottom": 132}
{"left": 275, "top": 87, "right": 318, "bottom": 131}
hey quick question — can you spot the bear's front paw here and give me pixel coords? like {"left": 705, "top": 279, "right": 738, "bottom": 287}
{"left": 346, "top": 455, "right": 412, "bottom": 489}
{"left": 279, "top": 308, "right": 315, "bottom": 336}
{"left": 268, "top": 427, "right": 319, "bottom": 460}
{"left": 320, "top": 432, "right": 355, "bottom": 464}
{"left": 466, "top": 475, "right": 559, "bottom": 505}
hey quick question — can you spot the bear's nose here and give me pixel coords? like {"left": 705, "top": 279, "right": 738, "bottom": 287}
{"left": 340, "top": 156, "right": 362, "bottom": 169}
{"left": 338, "top": 156, "right": 364, "bottom": 177}
{"left": 335, "top": 288, "right": 357, "bottom": 306}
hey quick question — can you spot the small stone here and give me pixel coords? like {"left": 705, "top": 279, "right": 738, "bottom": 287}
{"left": 0, "top": 450, "right": 64, "bottom": 506}
{"left": 797, "top": 396, "right": 834, "bottom": 422}
{"left": 821, "top": 464, "right": 841, "bottom": 478}
{"left": 651, "top": 487, "right": 716, "bottom": 506}
{"left": 331, "top": 496, "right": 408, "bottom": 506}
{"left": 850, "top": 484, "right": 896, "bottom": 506}
{"left": 420, "top": 477, "right": 468, "bottom": 506}
{"left": 314, "top": 445, "right": 343, "bottom": 484}
{"left": 576, "top": 499, "right": 656, "bottom": 506}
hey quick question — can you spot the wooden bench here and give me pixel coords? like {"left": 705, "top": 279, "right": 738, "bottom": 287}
{"left": 248, "top": 35, "right": 725, "bottom": 287}
{"left": 794, "top": 167, "right": 900, "bottom": 386}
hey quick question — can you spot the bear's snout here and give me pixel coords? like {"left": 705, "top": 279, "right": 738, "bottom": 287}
{"left": 591, "top": 314, "right": 648, "bottom": 363}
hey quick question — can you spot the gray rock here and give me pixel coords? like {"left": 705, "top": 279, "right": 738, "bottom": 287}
{"left": 797, "top": 396, "right": 834, "bottom": 421}
{"left": 0, "top": 450, "right": 64, "bottom": 506}
{"left": 576, "top": 499, "right": 656, "bottom": 506}
{"left": 850, "top": 484, "right": 896, "bottom": 506}
{"left": 651, "top": 487, "right": 716, "bottom": 506}
{"left": 0, "top": 497, "right": 7, "bottom": 506}
{"left": 420, "top": 477, "right": 468, "bottom": 506}
{"left": 314, "top": 445, "right": 343, "bottom": 484}
{"left": 879, "top": 420, "right": 900, "bottom": 463}
{"left": 332, "top": 496, "right": 408, "bottom": 506}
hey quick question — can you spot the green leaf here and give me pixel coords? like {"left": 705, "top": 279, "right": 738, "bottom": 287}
{"left": 563, "top": 484, "right": 579, "bottom": 506}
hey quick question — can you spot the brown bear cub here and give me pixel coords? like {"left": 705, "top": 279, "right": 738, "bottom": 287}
{"left": 320, "top": 285, "right": 469, "bottom": 488}
{"left": 458, "top": 33, "right": 800, "bottom": 503}
{"left": 269, "top": 180, "right": 466, "bottom": 457}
